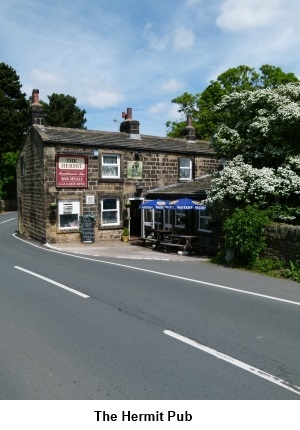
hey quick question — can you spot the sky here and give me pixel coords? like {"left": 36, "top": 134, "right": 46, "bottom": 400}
{"left": 1, "top": 0, "right": 300, "bottom": 137}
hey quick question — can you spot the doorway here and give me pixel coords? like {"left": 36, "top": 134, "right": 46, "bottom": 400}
{"left": 129, "top": 199, "right": 143, "bottom": 237}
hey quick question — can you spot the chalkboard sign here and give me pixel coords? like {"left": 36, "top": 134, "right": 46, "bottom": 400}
{"left": 80, "top": 215, "right": 95, "bottom": 243}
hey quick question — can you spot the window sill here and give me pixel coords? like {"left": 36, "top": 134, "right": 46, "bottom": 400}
{"left": 57, "top": 229, "right": 80, "bottom": 234}
{"left": 98, "top": 225, "right": 121, "bottom": 230}
{"left": 99, "top": 178, "right": 124, "bottom": 183}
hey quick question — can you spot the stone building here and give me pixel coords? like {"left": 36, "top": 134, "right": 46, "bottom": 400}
{"left": 17, "top": 89, "right": 220, "bottom": 244}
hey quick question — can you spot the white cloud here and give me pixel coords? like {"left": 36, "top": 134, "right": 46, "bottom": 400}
{"left": 160, "top": 78, "right": 182, "bottom": 93}
{"left": 173, "top": 27, "right": 195, "bottom": 50}
{"left": 149, "top": 102, "right": 182, "bottom": 121}
{"left": 86, "top": 91, "right": 124, "bottom": 109}
{"left": 29, "top": 69, "right": 65, "bottom": 86}
{"left": 216, "top": 0, "right": 284, "bottom": 32}
{"left": 143, "top": 23, "right": 168, "bottom": 52}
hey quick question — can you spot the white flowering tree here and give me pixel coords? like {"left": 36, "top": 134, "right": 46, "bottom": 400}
{"left": 205, "top": 83, "right": 300, "bottom": 263}
{"left": 205, "top": 155, "right": 300, "bottom": 210}
{"left": 211, "top": 83, "right": 300, "bottom": 168}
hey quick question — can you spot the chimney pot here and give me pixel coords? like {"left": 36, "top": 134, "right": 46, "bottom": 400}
{"left": 187, "top": 115, "right": 193, "bottom": 127}
{"left": 127, "top": 108, "right": 132, "bottom": 120}
{"left": 32, "top": 89, "right": 40, "bottom": 104}
{"left": 120, "top": 107, "right": 140, "bottom": 136}
{"left": 29, "top": 88, "right": 44, "bottom": 126}
{"left": 181, "top": 115, "right": 196, "bottom": 141}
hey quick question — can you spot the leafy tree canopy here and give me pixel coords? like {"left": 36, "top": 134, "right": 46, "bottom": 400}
{"left": 211, "top": 83, "right": 300, "bottom": 168}
{"left": 42, "top": 93, "right": 87, "bottom": 129}
{"left": 166, "top": 65, "right": 299, "bottom": 140}
{"left": 0, "top": 62, "right": 28, "bottom": 153}
{"left": 0, "top": 151, "right": 19, "bottom": 199}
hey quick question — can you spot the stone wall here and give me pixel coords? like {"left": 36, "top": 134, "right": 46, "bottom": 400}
{"left": 264, "top": 223, "right": 300, "bottom": 261}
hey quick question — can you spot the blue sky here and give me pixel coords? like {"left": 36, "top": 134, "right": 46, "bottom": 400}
{"left": 1, "top": 0, "right": 300, "bottom": 136}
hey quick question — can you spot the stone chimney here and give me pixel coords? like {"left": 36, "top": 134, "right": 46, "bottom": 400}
{"left": 120, "top": 108, "right": 140, "bottom": 138}
{"left": 181, "top": 115, "right": 196, "bottom": 141}
{"left": 28, "top": 89, "right": 44, "bottom": 126}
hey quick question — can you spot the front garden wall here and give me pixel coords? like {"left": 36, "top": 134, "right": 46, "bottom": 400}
{"left": 264, "top": 224, "right": 300, "bottom": 261}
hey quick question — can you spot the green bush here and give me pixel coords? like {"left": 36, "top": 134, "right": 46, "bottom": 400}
{"left": 282, "top": 261, "right": 300, "bottom": 282}
{"left": 251, "top": 257, "right": 285, "bottom": 276}
{"left": 223, "top": 205, "right": 271, "bottom": 267}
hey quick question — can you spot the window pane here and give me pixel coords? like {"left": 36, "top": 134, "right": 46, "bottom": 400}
{"left": 102, "top": 166, "right": 118, "bottom": 177}
{"left": 103, "top": 199, "right": 117, "bottom": 210}
{"left": 102, "top": 211, "right": 117, "bottom": 224}
{"left": 103, "top": 155, "right": 117, "bottom": 164}
{"left": 200, "top": 217, "right": 211, "bottom": 230}
{"left": 59, "top": 214, "right": 79, "bottom": 228}
{"left": 144, "top": 209, "right": 153, "bottom": 223}
{"left": 180, "top": 168, "right": 191, "bottom": 179}
{"left": 180, "top": 158, "right": 191, "bottom": 167}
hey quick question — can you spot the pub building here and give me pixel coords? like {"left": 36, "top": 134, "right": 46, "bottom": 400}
{"left": 17, "top": 89, "right": 220, "bottom": 249}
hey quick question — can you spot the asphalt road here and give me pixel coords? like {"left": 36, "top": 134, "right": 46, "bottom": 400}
{"left": 0, "top": 212, "right": 299, "bottom": 400}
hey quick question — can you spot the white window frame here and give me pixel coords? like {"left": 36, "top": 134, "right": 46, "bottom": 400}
{"left": 174, "top": 209, "right": 186, "bottom": 229}
{"left": 197, "top": 209, "right": 212, "bottom": 233}
{"left": 58, "top": 199, "right": 80, "bottom": 230}
{"left": 101, "top": 154, "right": 120, "bottom": 179}
{"left": 100, "top": 198, "right": 120, "bottom": 226}
{"left": 179, "top": 158, "right": 192, "bottom": 181}
{"left": 163, "top": 210, "right": 172, "bottom": 230}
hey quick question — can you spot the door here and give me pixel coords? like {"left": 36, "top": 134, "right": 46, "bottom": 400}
{"left": 129, "top": 199, "right": 143, "bottom": 237}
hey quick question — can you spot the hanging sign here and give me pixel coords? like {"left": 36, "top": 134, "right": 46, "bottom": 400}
{"left": 56, "top": 155, "right": 88, "bottom": 188}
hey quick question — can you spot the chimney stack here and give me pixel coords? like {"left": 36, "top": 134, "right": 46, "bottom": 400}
{"left": 28, "top": 89, "right": 44, "bottom": 126}
{"left": 120, "top": 108, "right": 140, "bottom": 137}
{"left": 181, "top": 115, "right": 196, "bottom": 141}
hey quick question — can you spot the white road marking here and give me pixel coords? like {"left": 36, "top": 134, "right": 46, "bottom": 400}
{"left": 14, "top": 266, "right": 89, "bottom": 298}
{"left": 13, "top": 233, "right": 300, "bottom": 307}
{"left": 0, "top": 218, "right": 15, "bottom": 224}
{"left": 164, "top": 330, "right": 300, "bottom": 396}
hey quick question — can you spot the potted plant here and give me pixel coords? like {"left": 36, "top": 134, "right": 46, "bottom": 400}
{"left": 49, "top": 202, "right": 58, "bottom": 214}
{"left": 124, "top": 201, "right": 131, "bottom": 208}
{"left": 49, "top": 202, "right": 58, "bottom": 210}
{"left": 121, "top": 226, "right": 129, "bottom": 242}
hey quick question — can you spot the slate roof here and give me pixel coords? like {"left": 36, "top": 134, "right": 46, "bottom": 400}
{"left": 34, "top": 125, "right": 215, "bottom": 156}
{"left": 146, "top": 175, "right": 214, "bottom": 199}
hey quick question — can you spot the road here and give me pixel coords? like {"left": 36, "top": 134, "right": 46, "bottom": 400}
{"left": 0, "top": 212, "right": 299, "bottom": 400}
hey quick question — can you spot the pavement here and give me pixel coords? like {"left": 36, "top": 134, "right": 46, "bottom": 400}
{"left": 45, "top": 238, "right": 209, "bottom": 262}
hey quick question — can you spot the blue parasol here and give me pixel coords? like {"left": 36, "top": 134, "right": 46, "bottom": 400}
{"left": 165, "top": 198, "right": 206, "bottom": 210}
{"left": 139, "top": 199, "right": 170, "bottom": 210}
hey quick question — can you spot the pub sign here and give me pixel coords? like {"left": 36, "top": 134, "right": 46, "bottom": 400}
{"left": 56, "top": 155, "right": 88, "bottom": 188}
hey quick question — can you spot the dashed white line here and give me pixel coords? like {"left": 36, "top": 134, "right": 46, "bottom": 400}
{"left": 0, "top": 218, "right": 16, "bottom": 224}
{"left": 164, "top": 330, "right": 300, "bottom": 396}
{"left": 14, "top": 266, "right": 89, "bottom": 298}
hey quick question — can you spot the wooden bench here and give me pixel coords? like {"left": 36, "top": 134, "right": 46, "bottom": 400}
{"left": 138, "top": 237, "right": 160, "bottom": 247}
{"left": 160, "top": 241, "right": 187, "bottom": 253}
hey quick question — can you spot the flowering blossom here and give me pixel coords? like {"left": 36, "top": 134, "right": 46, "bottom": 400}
{"left": 205, "top": 156, "right": 300, "bottom": 207}
{"left": 211, "top": 83, "right": 300, "bottom": 168}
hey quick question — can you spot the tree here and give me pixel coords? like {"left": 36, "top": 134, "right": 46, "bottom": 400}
{"left": 42, "top": 93, "right": 87, "bottom": 129}
{"left": 166, "top": 65, "right": 299, "bottom": 139}
{"left": 205, "top": 155, "right": 300, "bottom": 211}
{"left": 211, "top": 83, "right": 300, "bottom": 168}
{"left": 0, "top": 63, "right": 28, "bottom": 153}
{"left": 0, "top": 63, "right": 28, "bottom": 199}
{"left": 0, "top": 151, "right": 19, "bottom": 199}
